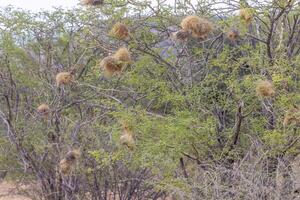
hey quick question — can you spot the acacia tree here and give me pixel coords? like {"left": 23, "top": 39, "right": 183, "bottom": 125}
{"left": 0, "top": 0, "right": 299, "bottom": 199}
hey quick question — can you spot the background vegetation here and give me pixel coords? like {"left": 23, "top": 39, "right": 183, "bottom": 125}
{"left": 0, "top": 0, "right": 299, "bottom": 199}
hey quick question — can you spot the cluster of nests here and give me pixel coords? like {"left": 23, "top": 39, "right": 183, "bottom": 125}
{"left": 57, "top": 122, "right": 134, "bottom": 177}
{"left": 79, "top": 0, "right": 254, "bottom": 42}
{"left": 42, "top": 7, "right": 300, "bottom": 176}
{"left": 36, "top": 107, "right": 135, "bottom": 176}
{"left": 37, "top": 103, "right": 135, "bottom": 176}
{"left": 80, "top": 0, "right": 256, "bottom": 28}
{"left": 36, "top": 20, "right": 133, "bottom": 176}
{"left": 100, "top": 14, "right": 250, "bottom": 77}
{"left": 36, "top": 70, "right": 76, "bottom": 120}
{"left": 54, "top": 24, "right": 131, "bottom": 83}
{"left": 56, "top": 123, "right": 134, "bottom": 176}
{"left": 172, "top": 8, "right": 254, "bottom": 42}
{"left": 87, "top": 10, "right": 255, "bottom": 75}
{"left": 97, "top": 21, "right": 132, "bottom": 76}
{"left": 37, "top": 79, "right": 297, "bottom": 177}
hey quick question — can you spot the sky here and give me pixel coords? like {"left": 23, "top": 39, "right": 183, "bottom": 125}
{"left": 0, "top": 0, "right": 178, "bottom": 12}
{"left": 1, "top": 0, "right": 79, "bottom": 11}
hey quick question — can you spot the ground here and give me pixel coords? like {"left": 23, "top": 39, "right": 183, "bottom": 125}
{"left": 0, "top": 182, "right": 31, "bottom": 200}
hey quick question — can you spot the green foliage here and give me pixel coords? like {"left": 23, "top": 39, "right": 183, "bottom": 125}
{"left": 0, "top": 1, "right": 299, "bottom": 199}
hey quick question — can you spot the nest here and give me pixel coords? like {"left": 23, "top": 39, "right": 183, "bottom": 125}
{"left": 37, "top": 104, "right": 50, "bottom": 117}
{"left": 82, "top": 0, "right": 103, "bottom": 6}
{"left": 239, "top": 8, "right": 253, "bottom": 24}
{"left": 100, "top": 56, "right": 122, "bottom": 77}
{"left": 65, "top": 149, "right": 81, "bottom": 162}
{"left": 119, "top": 122, "right": 135, "bottom": 150}
{"left": 110, "top": 22, "right": 130, "bottom": 40}
{"left": 113, "top": 47, "right": 131, "bottom": 63}
{"left": 59, "top": 149, "right": 81, "bottom": 176}
{"left": 59, "top": 159, "right": 72, "bottom": 176}
{"left": 121, "top": 121, "right": 133, "bottom": 134}
{"left": 100, "top": 47, "right": 131, "bottom": 77}
{"left": 120, "top": 134, "right": 135, "bottom": 150}
{"left": 283, "top": 107, "right": 300, "bottom": 127}
{"left": 227, "top": 29, "right": 239, "bottom": 41}
{"left": 181, "top": 15, "right": 213, "bottom": 39}
{"left": 256, "top": 80, "right": 275, "bottom": 97}
{"left": 56, "top": 72, "right": 73, "bottom": 86}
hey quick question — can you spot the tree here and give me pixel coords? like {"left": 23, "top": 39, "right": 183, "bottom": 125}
{"left": 0, "top": 0, "right": 299, "bottom": 199}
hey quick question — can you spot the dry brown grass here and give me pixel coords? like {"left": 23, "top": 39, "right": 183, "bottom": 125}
{"left": 172, "top": 141, "right": 299, "bottom": 200}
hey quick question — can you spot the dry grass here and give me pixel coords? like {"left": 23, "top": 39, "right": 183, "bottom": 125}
{"left": 166, "top": 140, "right": 300, "bottom": 200}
